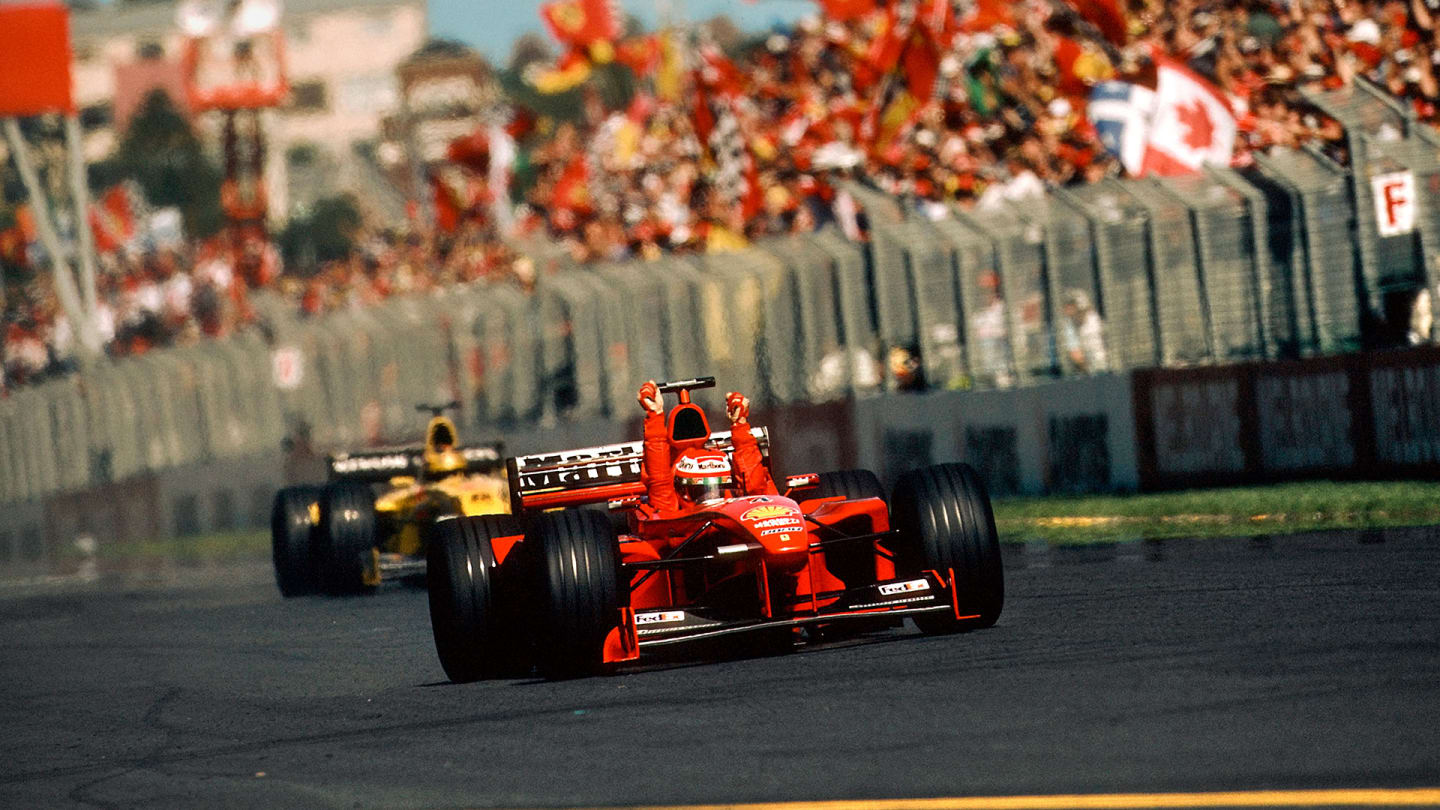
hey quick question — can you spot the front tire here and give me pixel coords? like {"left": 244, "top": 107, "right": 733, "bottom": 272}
{"left": 890, "top": 463, "right": 1003, "bottom": 633}
{"left": 531, "top": 509, "right": 623, "bottom": 679}
{"left": 318, "top": 481, "right": 378, "bottom": 595}
{"left": 427, "top": 514, "right": 530, "bottom": 682}
{"left": 271, "top": 485, "right": 320, "bottom": 597}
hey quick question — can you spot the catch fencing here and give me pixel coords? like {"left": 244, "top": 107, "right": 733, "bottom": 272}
{"left": 4, "top": 120, "right": 1440, "bottom": 523}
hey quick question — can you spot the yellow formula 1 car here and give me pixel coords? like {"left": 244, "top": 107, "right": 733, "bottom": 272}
{"left": 271, "top": 403, "right": 510, "bottom": 596}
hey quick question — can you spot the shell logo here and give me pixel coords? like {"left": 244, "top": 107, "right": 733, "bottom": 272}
{"left": 741, "top": 505, "right": 799, "bottom": 522}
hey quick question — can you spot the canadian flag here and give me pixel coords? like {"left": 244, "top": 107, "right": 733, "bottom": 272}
{"left": 1141, "top": 57, "right": 1236, "bottom": 176}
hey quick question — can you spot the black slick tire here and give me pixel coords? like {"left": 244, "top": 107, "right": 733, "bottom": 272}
{"left": 427, "top": 514, "right": 530, "bottom": 682}
{"left": 890, "top": 462, "right": 1003, "bottom": 633}
{"left": 271, "top": 485, "right": 320, "bottom": 597}
{"left": 531, "top": 509, "right": 622, "bottom": 679}
{"left": 318, "top": 481, "right": 378, "bottom": 595}
{"left": 812, "top": 469, "right": 884, "bottom": 501}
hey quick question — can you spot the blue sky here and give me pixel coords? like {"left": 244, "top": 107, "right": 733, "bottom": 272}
{"left": 430, "top": 0, "right": 815, "bottom": 65}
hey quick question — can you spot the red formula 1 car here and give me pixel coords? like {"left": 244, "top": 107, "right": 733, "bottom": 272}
{"left": 426, "top": 377, "right": 1004, "bottom": 680}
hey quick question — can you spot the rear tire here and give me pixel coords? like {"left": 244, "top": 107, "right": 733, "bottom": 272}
{"left": 812, "top": 469, "right": 885, "bottom": 588}
{"left": 890, "top": 463, "right": 1003, "bottom": 633}
{"left": 532, "top": 509, "right": 622, "bottom": 679}
{"left": 271, "top": 485, "right": 320, "bottom": 597}
{"left": 812, "top": 469, "right": 884, "bottom": 501}
{"left": 427, "top": 514, "right": 530, "bottom": 682}
{"left": 318, "top": 481, "right": 378, "bottom": 595}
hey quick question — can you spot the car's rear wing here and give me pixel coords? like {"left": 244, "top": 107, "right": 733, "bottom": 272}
{"left": 507, "top": 427, "right": 769, "bottom": 513}
{"left": 327, "top": 442, "right": 505, "bottom": 483}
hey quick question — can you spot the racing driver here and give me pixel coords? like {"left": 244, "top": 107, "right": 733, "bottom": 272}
{"left": 637, "top": 380, "right": 776, "bottom": 514}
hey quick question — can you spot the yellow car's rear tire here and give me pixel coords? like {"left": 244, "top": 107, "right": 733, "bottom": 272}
{"left": 428, "top": 514, "right": 529, "bottom": 682}
{"left": 272, "top": 485, "right": 321, "bottom": 597}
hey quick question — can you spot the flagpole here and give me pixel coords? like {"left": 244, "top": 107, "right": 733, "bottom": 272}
{"left": 3, "top": 118, "right": 102, "bottom": 360}
{"left": 64, "top": 113, "right": 99, "bottom": 318}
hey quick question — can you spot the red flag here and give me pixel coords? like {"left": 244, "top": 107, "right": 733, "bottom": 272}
{"left": 691, "top": 72, "right": 716, "bottom": 143}
{"left": 615, "top": 35, "right": 661, "bottom": 77}
{"left": 902, "top": 30, "right": 941, "bottom": 101}
{"left": 817, "top": 0, "right": 878, "bottom": 22}
{"left": 697, "top": 46, "right": 746, "bottom": 98}
{"left": 1053, "top": 36, "right": 1115, "bottom": 98}
{"left": 505, "top": 108, "right": 536, "bottom": 140}
{"left": 0, "top": 3, "right": 74, "bottom": 116}
{"left": 551, "top": 156, "right": 591, "bottom": 214}
{"left": 89, "top": 186, "right": 135, "bottom": 255}
{"left": 446, "top": 129, "right": 491, "bottom": 174}
{"left": 539, "top": 0, "right": 619, "bottom": 49}
{"left": 918, "top": 0, "right": 953, "bottom": 40}
{"left": 1063, "top": 0, "right": 1128, "bottom": 45}
{"left": 958, "top": 0, "right": 1016, "bottom": 32}
{"left": 865, "top": 7, "right": 907, "bottom": 76}
{"left": 432, "top": 174, "right": 462, "bottom": 234}
{"left": 741, "top": 153, "right": 763, "bottom": 220}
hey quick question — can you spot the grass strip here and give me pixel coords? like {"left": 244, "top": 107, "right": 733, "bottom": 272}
{"left": 46, "top": 481, "right": 1440, "bottom": 559}
{"left": 993, "top": 480, "right": 1440, "bottom": 545}
{"left": 58, "top": 530, "right": 272, "bottom": 564}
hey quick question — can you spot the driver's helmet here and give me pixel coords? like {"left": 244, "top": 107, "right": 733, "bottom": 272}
{"left": 673, "top": 449, "right": 733, "bottom": 506}
{"left": 424, "top": 447, "right": 466, "bottom": 478}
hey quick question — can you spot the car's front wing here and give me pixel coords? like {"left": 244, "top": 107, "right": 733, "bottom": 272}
{"left": 602, "top": 569, "right": 975, "bottom": 660}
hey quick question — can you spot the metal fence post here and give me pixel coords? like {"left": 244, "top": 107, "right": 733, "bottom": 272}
{"left": 952, "top": 206, "right": 1054, "bottom": 383}
{"left": 1055, "top": 181, "right": 1159, "bottom": 370}
{"left": 1118, "top": 179, "right": 1212, "bottom": 365}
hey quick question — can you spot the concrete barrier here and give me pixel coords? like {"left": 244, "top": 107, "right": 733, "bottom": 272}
{"left": 851, "top": 373, "right": 1139, "bottom": 495}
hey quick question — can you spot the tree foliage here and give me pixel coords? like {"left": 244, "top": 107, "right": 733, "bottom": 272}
{"left": 90, "top": 89, "right": 224, "bottom": 238}
{"left": 278, "top": 194, "right": 363, "bottom": 271}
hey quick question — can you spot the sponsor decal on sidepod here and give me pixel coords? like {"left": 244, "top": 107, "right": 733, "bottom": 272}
{"left": 753, "top": 517, "right": 804, "bottom": 529}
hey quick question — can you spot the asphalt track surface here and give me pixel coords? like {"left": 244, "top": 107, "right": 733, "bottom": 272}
{"left": 2, "top": 527, "right": 1438, "bottom": 809}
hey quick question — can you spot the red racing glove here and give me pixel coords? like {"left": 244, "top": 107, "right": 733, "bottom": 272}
{"left": 638, "top": 380, "right": 663, "bottom": 415}
{"left": 725, "top": 391, "right": 750, "bottom": 424}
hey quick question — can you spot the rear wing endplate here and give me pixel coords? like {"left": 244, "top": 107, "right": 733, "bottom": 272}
{"left": 507, "top": 427, "right": 769, "bottom": 513}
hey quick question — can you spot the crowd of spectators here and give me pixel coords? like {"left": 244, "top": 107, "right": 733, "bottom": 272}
{"left": 2, "top": 237, "right": 268, "bottom": 388}
{"left": 0, "top": 225, "right": 539, "bottom": 389}
{"left": 511, "top": 0, "right": 1439, "bottom": 260}
{"left": 6, "top": 0, "right": 1440, "bottom": 390}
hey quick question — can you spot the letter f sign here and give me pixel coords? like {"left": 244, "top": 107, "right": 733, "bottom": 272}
{"left": 1373, "top": 171, "right": 1416, "bottom": 237}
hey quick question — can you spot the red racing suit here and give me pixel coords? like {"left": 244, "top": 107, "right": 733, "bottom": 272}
{"left": 641, "top": 410, "right": 776, "bottom": 515}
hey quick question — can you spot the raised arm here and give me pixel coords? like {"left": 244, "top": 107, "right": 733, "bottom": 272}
{"left": 726, "top": 391, "right": 777, "bottom": 496}
{"left": 639, "top": 380, "right": 679, "bottom": 513}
